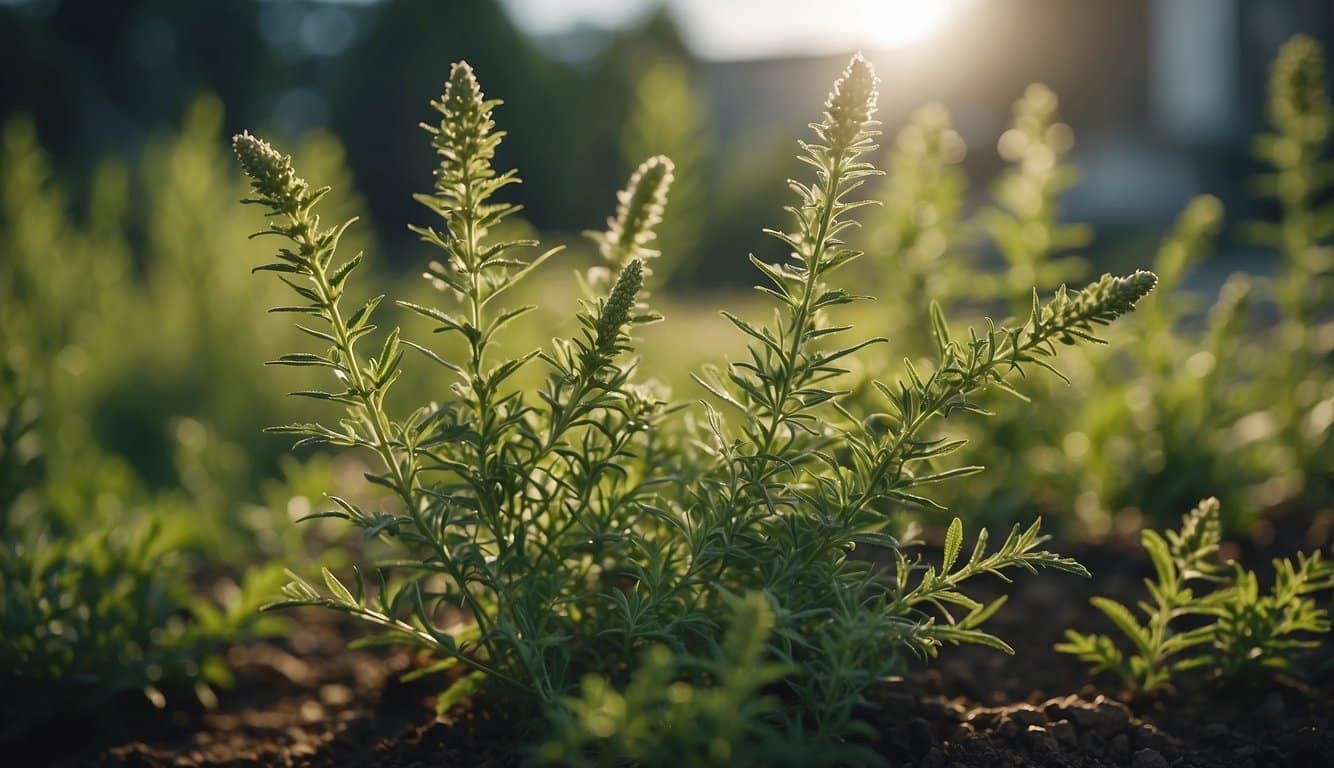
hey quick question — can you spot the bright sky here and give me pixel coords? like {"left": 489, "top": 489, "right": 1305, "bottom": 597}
{"left": 500, "top": 0, "right": 977, "bottom": 60}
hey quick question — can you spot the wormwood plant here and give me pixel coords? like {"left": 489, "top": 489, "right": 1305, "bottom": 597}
{"left": 980, "top": 84, "right": 1090, "bottom": 318}
{"left": 0, "top": 115, "right": 294, "bottom": 737}
{"left": 853, "top": 84, "right": 1103, "bottom": 530}
{"left": 1057, "top": 498, "right": 1334, "bottom": 695}
{"left": 868, "top": 104, "right": 969, "bottom": 336}
{"left": 864, "top": 34, "right": 1333, "bottom": 534}
{"left": 236, "top": 56, "right": 1156, "bottom": 759}
{"left": 536, "top": 592, "right": 792, "bottom": 767}
{"left": 1069, "top": 35, "right": 1334, "bottom": 527}
{"left": 1248, "top": 34, "right": 1334, "bottom": 504}
{"left": 1071, "top": 195, "right": 1257, "bottom": 528}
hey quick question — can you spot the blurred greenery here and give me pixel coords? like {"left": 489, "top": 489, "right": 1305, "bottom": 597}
{"left": 0, "top": 97, "right": 362, "bottom": 735}
{"left": 841, "top": 41, "right": 1333, "bottom": 536}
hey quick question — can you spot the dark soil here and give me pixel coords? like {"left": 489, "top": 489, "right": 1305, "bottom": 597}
{"left": 12, "top": 512, "right": 1334, "bottom": 768}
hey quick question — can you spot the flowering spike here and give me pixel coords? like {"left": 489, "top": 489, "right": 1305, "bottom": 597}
{"left": 1040, "top": 270, "right": 1158, "bottom": 333}
{"left": 232, "top": 131, "right": 308, "bottom": 210}
{"left": 590, "top": 155, "right": 675, "bottom": 270}
{"left": 1269, "top": 35, "right": 1331, "bottom": 143}
{"left": 596, "top": 258, "right": 643, "bottom": 348}
{"left": 419, "top": 59, "right": 517, "bottom": 269}
{"left": 820, "top": 53, "right": 879, "bottom": 152}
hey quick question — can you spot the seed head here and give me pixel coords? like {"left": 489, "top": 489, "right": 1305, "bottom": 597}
{"left": 1102, "top": 270, "right": 1159, "bottom": 315}
{"left": 428, "top": 60, "right": 501, "bottom": 181}
{"left": 413, "top": 60, "right": 516, "bottom": 274}
{"left": 232, "top": 131, "right": 307, "bottom": 209}
{"left": 1042, "top": 271, "right": 1157, "bottom": 333}
{"left": 1270, "top": 35, "right": 1331, "bottom": 144}
{"left": 822, "top": 54, "right": 879, "bottom": 151}
{"left": 591, "top": 155, "right": 675, "bottom": 269}
{"left": 439, "top": 61, "right": 490, "bottom": 140}
{"left": 596, "top": 258, "right": 644, "bottom": 347}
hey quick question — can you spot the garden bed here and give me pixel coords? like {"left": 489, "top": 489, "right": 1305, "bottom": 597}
{"left": 26, "top": 511, "right": 1332, "bottom": 768}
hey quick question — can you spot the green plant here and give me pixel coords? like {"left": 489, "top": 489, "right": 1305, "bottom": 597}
{"left": 1248, "top": 34, "right": 1334, "bottom": 505}
{"left": 1058, "top": 497, "right": 1334, "bottom": 694}
{"left": 534, "top": 592, "right": 793, "bottom": 768}
{"left": 1061, "top": 35, "right": 1333, "bottom": 529}
{"left": 0, "top": 105, "right": 323, "bottom": 739}
{"left": 867, "top": 103, "right": 969, "bottom": 339}
{"left": 621, "top": 55, "right": 708, "bottom": 284}
{"left": 979, "top": 83, "right": 1090, "bottom": 318}
{"left": 236, "top": 59, "right": 675, "bottom": 711}
{"left": 0, "top": 518, "right": 284, "bottom": 737}
{"left": 850, "top": 83, "right": 1102, "bottom": 532}
{"left": 236, "top": 55, "right": 1156, "bottom": 759}
{"left": 1066, "top": 195, "right": 1258, "bottom": 531}
{"left": 0, "top": 312, "right": 285, "bottom": 738}
{"left": 862, "top": 35, "right": 1334, "bottom": 535}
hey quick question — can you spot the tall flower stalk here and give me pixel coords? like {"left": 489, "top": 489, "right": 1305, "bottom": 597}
{"left": 236, "top": 55, "right": 1158, "bottom": 756}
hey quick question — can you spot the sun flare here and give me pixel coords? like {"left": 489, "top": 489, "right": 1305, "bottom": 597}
{"left": 854, "top": 0, "right": 970, "bottom": 49}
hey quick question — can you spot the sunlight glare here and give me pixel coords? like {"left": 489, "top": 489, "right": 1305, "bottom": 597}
{"left": 854, "top": 0, "right": 970, "bottom": 50}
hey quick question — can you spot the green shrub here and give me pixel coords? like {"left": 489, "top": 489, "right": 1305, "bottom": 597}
{"left": 1057, "top": 497, "right": 1334, "bottom": 694}
{"left": 0, "top": 326, "right": 287, "bottom": 736}
{"left": 855, "top": 35, "right": 1333, "bottom": 534}
{"left": 0, "top": 100, "right": 345, "bottom": 739}
{"left": 0, "top": 517, "right": 284, "bottom": 737}
{"left": 236, "top": 55, "right": 1155, "bottom": 760}
{"left": 534, "top": 592, "right": 794, "bottom": 767}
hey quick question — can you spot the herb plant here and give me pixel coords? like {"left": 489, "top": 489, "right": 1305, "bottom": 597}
{"left": 236, "top": 55, "right": 1156, "bottom": 758}
{"left": 856, "top": 34, "right": 1333, "bottom": 535}
{"left": 1248, "top": 34, "right": 1334, "bottom": 507}
{"left": 534, "top": 592, "right": 792, "bottom": 767}
{"left": 0, "top": 104, "right": 317, "bottom": 739}
{"left": 866, "top": 103, "right": 968, "bottom": 332}
{"left": 1057, "top": 497, "right": 1334, "bottom": 694}
{"left": 1064, "top": 35, "right": 1333, "bottom": 528}
{"left": 980, "top": 84, "right": 1090, "bottom": 318}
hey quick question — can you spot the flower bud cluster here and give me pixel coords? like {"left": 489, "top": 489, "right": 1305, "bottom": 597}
{"left": 593, "top": 155, "right": 675, "bottom": 269}
{"left": 596, "top": 258, "right": 643, "bottom": 347}
{"left": 232, "top": 131, "right": 307, "bottom": 210}
{"left": 1042, "top": 271, "right": 1158, "bottom": 332}
{"left": 1270, "top": 35, "right": 1331, "bottom": 144}
{"left": 821, "top": 54, "right": 879, "bottom": 151}
{"left": 436, "top": 62, "right": 492, "bottom": 162}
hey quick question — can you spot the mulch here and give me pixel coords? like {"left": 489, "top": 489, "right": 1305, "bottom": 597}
{"left": 13, "top": 513, "right": 1333, "bottom": 768}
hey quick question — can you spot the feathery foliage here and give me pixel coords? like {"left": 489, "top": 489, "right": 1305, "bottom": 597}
{"left": 860, "top": 35, "right": 1333, "bottom": 533}
{"left": 237, "top": 55, "right": 1156, "bottom": 759}
{"left": 0, "top": 108, "right": 320, "bottom": 737}
{"left": 1058, "top": 498, "right": 1334, "bottom": 694}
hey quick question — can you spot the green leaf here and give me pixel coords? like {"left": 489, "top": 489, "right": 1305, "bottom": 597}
{"left": 929, "top": 300, "right": 952, "bottom": 354}
{"left": 1090, "top": 597, "right": 1152, "bottom": 659}
{"left": 436, "top": 670, "right": 487, "bottom": 716}
{"left": 942, "top": 518, "right": 963, "bottom": 574}
{"left": 322, "top": 568, "right": 356, "bottom": 605}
